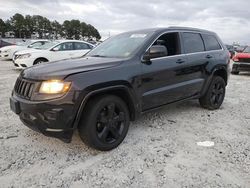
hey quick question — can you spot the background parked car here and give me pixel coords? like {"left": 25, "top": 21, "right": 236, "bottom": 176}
{"left": 234, "top": 45, "right": 247, "bottom": 53}
{"left": 0, "top": 39, "right": 14, "bottom": 48}
{"left": 0, "top": 39, "right": 49, "bottom": 60}
{"left": 13, "top": 40, "right": 94, "bottom": 69}
{"left": 231, "top": 46, "right": 250, "bottom": 74}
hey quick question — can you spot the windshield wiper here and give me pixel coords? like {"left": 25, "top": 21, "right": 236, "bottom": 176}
{"left": 90, "top": 55, "right": 109, "bottom": 58}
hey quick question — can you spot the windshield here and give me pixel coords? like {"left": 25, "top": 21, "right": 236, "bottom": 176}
{"left": 87, "top": 32, "right": 153, "bottom": 58}
{"left": 17, "top": 40, "right": 33, "bottom": 46}
{"left": 243, "top": 46, "right": 250, "bottom": 53}
{"left": 35, "top": 41, "right": 59, "bottom": 50}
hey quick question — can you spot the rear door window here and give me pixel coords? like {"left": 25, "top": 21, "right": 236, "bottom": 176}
{"left": 74, "top": 42, "right": 92, "bottom": 50}
{"left": 202, "top": 34, "right": 222, "bottom": 51}
{"left": 182, "top": 32, "right": 205, "bottom": 54}
{"left": 56, "top": 42, "right": 74, "bottom": 51}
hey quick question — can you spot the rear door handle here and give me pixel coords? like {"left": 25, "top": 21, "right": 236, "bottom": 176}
{"left": 206, "top": 55, "right": 213, "bottom": 59}
{"left": 176, "top": 59, "right": 185, "bottom": 64}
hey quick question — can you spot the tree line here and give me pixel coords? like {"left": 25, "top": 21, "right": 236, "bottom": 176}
{"left": 0, "top": 13, "right": 101, "bottom": 40}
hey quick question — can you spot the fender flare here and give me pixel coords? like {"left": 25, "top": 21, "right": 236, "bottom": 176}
{"left": 72, "top": 85, "right": 139, "bottom": 129}
{"left": 33, "top": 57, "right": 49, "bottom": 65}
{"left": 200, "top": 66, "right": 228, "bottom": 97}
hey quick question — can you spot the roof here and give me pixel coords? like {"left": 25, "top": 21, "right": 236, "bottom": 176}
{"left": 123, "top": 27, "right": 215, "bottom": 35}
{"left": 55, "top": 40, "right": 94, "bottom": 46}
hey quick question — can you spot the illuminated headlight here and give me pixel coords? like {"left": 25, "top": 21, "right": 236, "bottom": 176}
{"left": 39, "top": 80, "right": 71, "bottom": 94}
{"left": 18, "top": 53, "right": 31, "bottom": 59}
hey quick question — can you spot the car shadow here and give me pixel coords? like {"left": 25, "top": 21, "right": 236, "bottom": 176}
{"left": 24, "top": 99, "right": 202, "bottom": 154}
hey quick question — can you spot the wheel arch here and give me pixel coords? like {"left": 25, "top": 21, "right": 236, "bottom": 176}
{"left": 33, "top": 57, "right": 49, "bottom": 65}
{"left": 200, "top": 66, "right": 228, "bottom": 97}
{"left": 213, "top": 68, "right": 228, "bottom": 85}
{"left": 72, "top": 85, "right": 139, "bottom": 129}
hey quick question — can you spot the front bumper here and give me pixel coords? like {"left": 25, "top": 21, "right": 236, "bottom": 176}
{"left": 232, "top": 62, "right": 250, "bottom": 72}
{"left": 13, "top": 58, "right": 34, "bottom": 69}
{"left": 10, "top": 92, "right": 80, "bottom": 143}
{"left": 0, "top": 52, "right": 10, "bottom": 59}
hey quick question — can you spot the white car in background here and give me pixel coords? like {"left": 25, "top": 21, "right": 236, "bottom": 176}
{"left": 0, "top": 40, "right": 49, "bottom": 60}
{"left": 13, "top": 40, "right": 94, "bottom": 69}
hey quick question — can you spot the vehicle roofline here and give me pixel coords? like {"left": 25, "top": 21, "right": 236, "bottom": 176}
{"left": 54, "top": 40, "right": 95, "bottom": 46}
{"left": 117, "top": 27, "right": 216, "bottom": 35}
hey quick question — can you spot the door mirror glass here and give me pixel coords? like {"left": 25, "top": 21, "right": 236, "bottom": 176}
{"left": 143, "top": 45, "right": 168, "bottom": 61}
{"left": 51, "top": 46, "right": 60, "bottom": 51}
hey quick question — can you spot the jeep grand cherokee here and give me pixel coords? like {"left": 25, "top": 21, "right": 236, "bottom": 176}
{"left": 10, "top": 27, "right": 230, "bottom": 151}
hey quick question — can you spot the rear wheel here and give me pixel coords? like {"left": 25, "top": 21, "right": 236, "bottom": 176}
{"left": 33, "top": 58, "right": 48, "bottom": 65}
{"left": 78, "top": 95, "right": 130, "bottom": 151}
{"left": 199, "top": 76, "right": 226, "bottom": 110}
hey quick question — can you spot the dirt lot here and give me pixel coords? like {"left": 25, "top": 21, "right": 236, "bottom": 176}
{"left": 0, "top": 59, "right": 249, "bottom": 188}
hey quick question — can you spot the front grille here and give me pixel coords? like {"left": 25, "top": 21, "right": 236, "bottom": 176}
{"left": 14, "top": 78, "right": 35, "bottom": 99}
{"left": 239, "top": 58, "right": 250, "bottom": 63}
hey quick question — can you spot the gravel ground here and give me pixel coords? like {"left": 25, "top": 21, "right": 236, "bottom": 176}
{"left": 0, "top": 59, "right": 249, "bottom": 188}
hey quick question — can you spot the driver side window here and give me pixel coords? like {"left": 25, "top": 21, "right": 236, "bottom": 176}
{"left": 151, "top": 32, "right": 181, "bottom": 57}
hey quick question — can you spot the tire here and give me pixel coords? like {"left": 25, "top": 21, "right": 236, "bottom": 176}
{"left": 199, "top": 76, "right": 226, "bottom": 110}
{"left": 78, "top": 95, "right": 130, "bottom": 151}
{"left": 33, "top": 58, "right": 48, "bottom": 65}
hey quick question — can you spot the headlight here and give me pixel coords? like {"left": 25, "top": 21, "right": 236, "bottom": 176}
{"left": 3, "top": 49, "right": 11, "bottom": 53}
{"left": 18, "top": 53, "right": 31, "bottom": 59}
{"left": 39, "top": 80, "right": 71, "bottom": 94}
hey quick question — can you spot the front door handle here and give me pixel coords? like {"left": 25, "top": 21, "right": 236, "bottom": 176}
{"left": 206, "top": 54, "right": 213, "bottom": 59}
{"left": 176, "top": 59, "right": 185, "bottom": 64}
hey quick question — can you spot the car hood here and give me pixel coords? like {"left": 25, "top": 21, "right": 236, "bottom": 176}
{"left": 0, "top": 45, "right": 17, "bottom": 51}
{"left": 16, "top": 48, "right": 41, "bottom": 55}
{"left": 234, "top": 52, "right": 250, "bottom": 58}
{"left": 21, "top": 56, "right": 124, "bottom": 80}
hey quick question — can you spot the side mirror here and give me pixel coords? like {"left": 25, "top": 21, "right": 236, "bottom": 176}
{"left": 143, "top": 45, "right": 168, "bottom": 62}
{"left": 51, "top": 47, "right": 60, "bottom": 52}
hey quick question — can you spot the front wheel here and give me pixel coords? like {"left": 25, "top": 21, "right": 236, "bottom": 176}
{"left": 199, "top": 76, "right": 226, "bottom": 110}
{"left": 78, "top": 95, "right": 130, "bottom": 151}
{"left": 33, "top": 58, "right": 48, "bottom": 65}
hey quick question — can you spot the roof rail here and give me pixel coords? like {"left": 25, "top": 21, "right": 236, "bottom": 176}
{"left": 168, "top": 26, "right": 213, "bottom": 33}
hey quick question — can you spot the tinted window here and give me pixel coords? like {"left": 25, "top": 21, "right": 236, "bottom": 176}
{"left": 55, "top": 42, "right": 74, "bottom": 51}
{"left": 151, "top": 32, "right": 181, "bottom": 57}
{"left": 74, "top": 42, "right": 91, "bottom": 50}
{"left": 202, "top": 34, "right": 221, "bottom": 51}
{"left": 182, "top": 32, "right": 204, "bottom": 53}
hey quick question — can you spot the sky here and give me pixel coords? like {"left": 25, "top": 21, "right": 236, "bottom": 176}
{"left": 0, "top": 0, "right": 249, "bottom": 44}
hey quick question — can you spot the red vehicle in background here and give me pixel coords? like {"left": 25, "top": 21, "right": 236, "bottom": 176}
{"left": 232, "top": 46, "right": 250, "bottom": 74}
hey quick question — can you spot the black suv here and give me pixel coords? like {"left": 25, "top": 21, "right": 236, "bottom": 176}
{"left": 10, "top": 27, "right": 230, "bottom": 151}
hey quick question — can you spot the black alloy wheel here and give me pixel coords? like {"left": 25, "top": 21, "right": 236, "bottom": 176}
{"left": 96, "top": 103, "right": 126, "bottom": 144}
{"left": 78, "top": 95, "right": 130, "bottom": 151}
{"left": 210, "top": 81, "right": 225, "bottom": 106}
{"left": 199, "top": 76, "right": 226, "bottom": 110}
